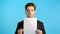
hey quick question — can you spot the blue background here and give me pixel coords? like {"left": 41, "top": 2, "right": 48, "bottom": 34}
{"left": 0, "top": 0, "right": 60, "bottom": 34}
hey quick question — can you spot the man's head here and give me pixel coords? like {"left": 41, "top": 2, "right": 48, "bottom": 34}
{"left": 25, "top": 3, "right": 36, "bottom": 18}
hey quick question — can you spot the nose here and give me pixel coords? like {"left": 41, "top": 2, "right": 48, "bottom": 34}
{"left": 29, "top": 10, "right": 31, "bottom": 13}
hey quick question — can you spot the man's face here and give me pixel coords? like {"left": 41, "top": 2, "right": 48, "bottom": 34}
{"left": 25, "top": 6, "right": 36, "bottom": 18}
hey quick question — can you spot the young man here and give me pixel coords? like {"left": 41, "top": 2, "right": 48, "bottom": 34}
{"left": 15, "top": 3, "right": 46, "bottom": 34}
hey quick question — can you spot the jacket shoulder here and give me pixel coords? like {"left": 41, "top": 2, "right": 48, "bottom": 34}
{"left": 37, "top": 20, "right": 43, "bottom": 24}
{"left": 18, "top": 20, "right": 24, "bottom": 24}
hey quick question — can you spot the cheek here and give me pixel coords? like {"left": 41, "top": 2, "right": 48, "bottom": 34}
{"left": 32, "top": 11, "right": 35, "bottom": 14}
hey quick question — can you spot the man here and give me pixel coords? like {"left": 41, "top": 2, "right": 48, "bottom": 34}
{"left": 15, "top": 3, "right": 46, "bottom": 34}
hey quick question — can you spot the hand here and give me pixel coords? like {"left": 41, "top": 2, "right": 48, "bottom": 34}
{"left": 36, "top": 29, "right": 42, "bottom": 34}
{"left": 18, "top": 29, "right": 42, "bottom": 34}
{"left": 18, "top": 29, "right": 24, "bottom": 34}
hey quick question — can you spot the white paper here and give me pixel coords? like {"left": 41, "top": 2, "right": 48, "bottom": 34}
{"left": 24, "top": 18, "right": 37, "bottom": 34}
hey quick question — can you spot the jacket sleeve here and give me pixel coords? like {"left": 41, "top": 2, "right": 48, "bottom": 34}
{"left": 15, "top": 22, "right": 23, "bottom": 34}
{"left": 41, "top": 23, "right": 46, "bottom": 34}
{"left": 37, "top": 21, "right": 46, "bottom": 34}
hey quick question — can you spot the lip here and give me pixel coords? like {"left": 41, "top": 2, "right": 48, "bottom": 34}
{"left": 28, "top": 14, "right": 32, "bottom": 15}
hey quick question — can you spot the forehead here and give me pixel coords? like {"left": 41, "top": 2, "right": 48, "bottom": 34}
{"left": 26, "top": 6, "right": 34, "bottom": 9}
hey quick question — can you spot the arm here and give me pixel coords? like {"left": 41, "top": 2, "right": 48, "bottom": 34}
{"left": 37, "top": 21, "right": 46, "bottom": 34}
{"left": 15, "top": 21, "right": 23, "bottom": 34}
{"left": 42, "top": 23, "right": 46, "bottom": 34}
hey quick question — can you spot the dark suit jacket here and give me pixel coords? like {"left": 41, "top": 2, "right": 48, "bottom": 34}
{"left": 15, "top": 20, "right": 46, "bottom": 34}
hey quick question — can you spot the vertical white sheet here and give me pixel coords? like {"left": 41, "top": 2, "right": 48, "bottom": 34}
{"left": 24, "top": 18, "right": 37, "bottom": 34}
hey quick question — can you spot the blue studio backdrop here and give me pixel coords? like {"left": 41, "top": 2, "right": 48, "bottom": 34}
{"left": 0, "top": 0, "right": 60, "bottom": 34}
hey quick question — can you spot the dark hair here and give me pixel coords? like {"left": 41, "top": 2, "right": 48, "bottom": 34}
{"left": 25, "top": 3, "right": 36, "bottom": 10}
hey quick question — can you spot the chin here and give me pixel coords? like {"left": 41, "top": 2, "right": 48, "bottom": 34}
{"left": 28, "top": 16, "right": 33, "bottom": 18}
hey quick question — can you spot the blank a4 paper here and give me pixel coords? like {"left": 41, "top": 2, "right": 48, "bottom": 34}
{"left": 24, "top": 18, "right": 37, "bottom": 34}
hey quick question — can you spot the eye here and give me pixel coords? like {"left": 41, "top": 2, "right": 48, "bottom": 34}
{"left": 27, "top": 9, "right": 29, "bottom": 11}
